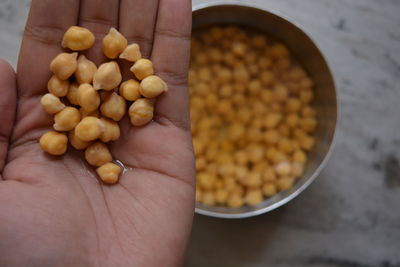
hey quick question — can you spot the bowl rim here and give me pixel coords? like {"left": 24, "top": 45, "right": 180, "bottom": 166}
{"left": 192, "top": 1, "right": 339, "bottom": 219}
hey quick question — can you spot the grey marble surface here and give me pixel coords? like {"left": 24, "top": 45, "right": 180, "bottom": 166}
{"left": 1, "top": 0, "right": 400, "bottom": 266}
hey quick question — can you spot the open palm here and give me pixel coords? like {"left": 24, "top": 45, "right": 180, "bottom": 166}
{"left": 0, "top": 0, "right": 194, "bottom": 266}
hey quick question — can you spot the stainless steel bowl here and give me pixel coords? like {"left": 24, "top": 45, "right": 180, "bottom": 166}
{"left": 193, "top": 2, "right": 338, "bottom": 219}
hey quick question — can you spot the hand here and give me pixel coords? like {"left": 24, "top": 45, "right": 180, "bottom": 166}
{"left": 0, "top": 0, "right": 194, "bottom": 266}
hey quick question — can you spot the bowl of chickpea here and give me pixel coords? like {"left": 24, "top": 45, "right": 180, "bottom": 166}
{"left": 190, "top": 2, "right": 337, "bottom": 218}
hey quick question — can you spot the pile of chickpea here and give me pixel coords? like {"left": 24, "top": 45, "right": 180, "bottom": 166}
{"left": 190, "top": 26, "right": 317, "bottom": 208}
{"left": 39, "top": 26, "right": 167, "bottom": 184}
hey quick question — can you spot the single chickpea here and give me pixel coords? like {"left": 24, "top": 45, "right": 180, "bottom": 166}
{"left": 273, "top": 83, "right": 289, "bottom": 102}
{"left": 247, "top": 128, "right": 263, "bottom": 143}
{"left": 299, "top": 77, "right": 314, "bottom": 89}
{"left": 285, "top": 113, "right": 299, "bottom": 128}
{"left": 192, "top": 138, "right": 205, "bottom": 156}
{"left": 248, "top": 80, "right": 262, "bottom": 95}
{"left": 80, "top": 108, "right": 100, "bottom": 119}
{"left": 202, "top": 191, "right": 216, "bottom": 206}
{"left": 85, "top": 142, "right": 112, "bottom": 167}
{"left": 77, "top": 83, "right": 100, "bottom": 113}
{"left": 47, "top": 75, "right": 69, "bottom": 97}
{"left": 276, "top": 58, "right": 291, "bottom": 71}
{"left": 194, "top": 52, "right": 208, "bottom": 65}
{"left": 50, "top": 52, "right": 78, "bottom": 80}
{"left": 252, "top": 101, "right": 267, "bottom": 117}
{"left": 216, "top": 152, "right": 233, "bottom": 164}
{"left": 39, "top": 131, "right": 68, "bottom": 156}
{"left": 251, "top": 35, "right": 267, "bottom": 48}
{"left": 275, "top": 161, "right": 292, "bottom": 177}
{"left": 263, "top": 167, "right": 277, "bottom": 182}
{"left": 233, "top": 83, "right": 246, "bottom": 94}
{"left": 234, "top": 150, "right": 248, "bottom": 166}
{"left": 260, "top": 90, "right": 274, "bottom": 104}
{"left": 130, "top": 59, "right": 154, "bottom": 80}
{"left": 217, "top": 99, "right": 232, "bottom": 116}
{"left": 99, "top": 118, "right": 120, "bottom": 142}
{"left": 195, "top": 157, "right": 207, "bottom": 171}
{"left": 300, "top": 89, "right": 314, "bottom": 104}
{"left": 293, "top": 149, "right": 307, "bottom": 164}
{"left": 197, "top": 67, "right": 211, "bottom": 82}
{"left": 139, "top": 75, "right": 168, "bottom": 98}
{"left": 62, "top": 26, "right": 95, "bottom": 51}
{"left": 129, "top": 98, "right": 154, "bottom": 126}
{"left": 208, "top": 48, "right": 222, "bottom": 63}
{"left": 194, "top": 83, "right": 208, "bottom": 97}
{"left": 286, "top": 98, "right": 302, "bottom": 113}
{"left": 205, "top": 147, "right": 218, "bottom": 162}
{"left": 53, "top": 107, "right": 80, "bottom": 131}
{"left": 119, "top": 79, "right": 141, "bottom": 101}
{"left": 271, "top": 102, "right": 283, "bottom": 112}
{"left": 75, "top": 116, "right": 105, "bottom": 141}
{"left": 258, "top": 57, "right": 272, "bottom": 69}
{"left": 298, "top": 134, "right": 315, "bottom": 151}
{"left": 291, "top": 162, "right": 305, "bottom": 177}
{"left": 233, "top": 66, "right": 250, "bottom": 84}
{"left": 75, "top": 55, "right": 97, "bottom": 84}
{"left": 264, "top": 129, "right": 280, "bottom": 144}
{"left": 288, "top": 66, "right": 306, "bottom": 81}
{"left": 209, "top": 26, "right": 223, "bottom": 39}
{"left": 231, "top": 41, "right": 247, "bottom": 57}
{"left": 265, "top": 113, "right": 282, "bottom": 129}
{"left": 232, "top": 184, "right": 245, "bottom": 196}
{"left": 237, "top": 107, "right": 252, "bottom": 123}
{"left": 302, "top": 106, "right": 316, "bottom": 118}
{"left": 197, "top": 172, "right": 216, "bottom": 190}
{"left": 41, "top": 93, "right": 65, "bottom": 114}
{"left": 244, "top": 52, "right": 257, "bottom": 65}
{"left": 245, "top": 189, "right": 263, "bottom": 206}
{"left": 96, "top": 162, "right": 121, "bottom": 185}
{"left": 102, "top": 27, "right": 128, "bottom": 59}
{"left": 260, "top": 71, "right": 274, "bottom": 86}
{"left": 93, "top": 61, "right": 122, "bottom": 90}
{"left": 269, "top": 43, "right": 289, "bottom": 59}
{"left": 215, "top": 189, "right": 229, "bottom": 205}
{"left": 271, "top": 151, "right": 287, "bottom": 164}
{"left": 242, "top": 172, "right": 263, "bottom": 187}
{"left": 301, "top": 117, "right": 317, "bottom": 133}
{"left": 223, "top": 53, "right": 236, "bottom": 66}
{"left": 232, "top": 93, "right": 246, "bottom": 106}
{"left": 228, "top": 122, "right": 245, "bottom": 141}
{"left": 278, "top": 138, "right": 295, "bottom": 154}
{"left": 235, "top": 166, "right": 248, "bottom": 182}
{"left": 68, "top": 129, "right": 92, "bottom": 150}
{"left": 205, "top": 93, "right": 218, "bottom": 109}
{"left": 101, "top": 92, "right": 127, "bottom": 121}
{"left": 223, "top": 177, "right": 237, "bottom": 192}
{"left": 220, "top": 84, "right": 233, "bottom": 98}
{"left": 227, "top": 193, "right": 244, "bottom": 208}
{"left": 218, "top": 163, "right": 236, "bottom": 177}
{"left": 276, "top": 177, "right": 295, "bottom": 191}
{"left": 119, "top": 43, "right": 142, "bottom": 62}
{"left": 262, "top": 183, "right": 277, "bottom": 197}
{"left": 67, "top": 82, "right": 80, "bottom": 105}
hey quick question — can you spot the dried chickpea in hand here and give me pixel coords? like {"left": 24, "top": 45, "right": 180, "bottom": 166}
{"left": 41, "top": 93, "right": 65, "bottom": 114}
{"left": 40, "top": 131, "right": 68, "bottom": 156}
{"left": 50, "top": 52, "right": 78, "bottom": 80}
{"left": 47, "top": 75, "right": 69, "bottom": 97}
{"left": 130, "top": 59, "right": 154, "bottom": 80}
{"left": 75, "top": 55, "right": 97, "bottom": 84}
{"left": 96, "top": 163, "right": 121, "bottom": 185}
{"left": 139, "top": 75, "right": 168, "bottom": 98}
{"left": 77, "top": 84, "right": 100, "bottom": 112}
{"left": 93, "top": 61, "right": 122, "bottom": 90}
{"left": 53, "top": 107, "right": 80, "bottom": 131}
{"left": 62, "top": 26, "right": 95, "bottom": 51}
{"left": 102, "top": 27, "right": 128, "bottom": 59}
{"left": 100, "top": 92, "right": 126, "bottom": 121}
{"left": 68, "top": 129, "right": 92, "bottom": 150}
{"left": 119, "top": 79, "right": 141, "bottom": 101}
{"left": 128, "top": 98, "right": 154, "bottom": 126}
{"left": 67, "top": 82, "right": 80, "bottom": 105}
{"left": 75, "top": 116, "right": 105, "bottom": 141}
{"left": 119, "top": 43, "right": 142, "bottom": 62}
{"left": 85, "top": 142, "right": 112, "bottom": 167}
{"left": 99, "top": 118, "right": 120, "bottom": 142}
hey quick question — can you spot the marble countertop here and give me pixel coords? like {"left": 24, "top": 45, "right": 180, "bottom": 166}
{"left": 1, "top": 0, "right": 399, "bottom": 266}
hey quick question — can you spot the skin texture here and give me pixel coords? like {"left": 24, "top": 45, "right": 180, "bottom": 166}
{"left": 0, "top": 0, "right": 194, "bottom": 266}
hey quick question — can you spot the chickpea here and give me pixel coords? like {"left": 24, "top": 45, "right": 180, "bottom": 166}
{"left": 265, "top": 113, "right": 282, "bottom": 129}
{"left": 75, "top": 55, "right": 97, "bottom": 84}
{"left": 39, "top": 131, "right": 68, "bottom": 156}
{"left": 302, "top": 106, "right": 316, "bottom": 118}
{"left": 78, "top": 83, "right": 100, "bottom": 112}
{"left": 96, "top": 162, "right": 121, "bottom": 185}
{"left": 80, "top": 108, "right": 100, "bottom": 119}
{"left": 41, "top": 93, "right": 65, "bottom": 114}
{"left": 242, "top": 172, "right": 262, "bottom": 187}
{"left": 129, "top": 98, "right": 154, "bottom": 126}
{"left": 301, "top": 117, "right": 317, "bottom": 133}
{"left": 197, "top": 67, "right": 211, "bottom": 82}
{"left": 47, "top": 75, "right": 69, "bottom": 97}
{"left": 119, "top": 79, "right": 141, "bottom": 101}
{"left": 139, "top": 75, "right": 168, "bottom": 98}
{"left": 245, "top": 189, "right": 263, "bottom": 206}
{"left": 102, "top": 27, "right": 128, "bottom": 59}
{"left": 247, "top": 145, "right": 264, "bottom": 163}
{"left": 130, "top": 59, "right": 154, "bottom": 80}
{"left": 251, "top": 35, "right": 267, "bottom": 48}
{"left": 286, "top": 98, "right": 302, "bottom": 113}
{"left": 232, "top": 41, "right": 247, "bottom": 57}
{"left": 278, "top": 138, "right": 295, "bottom": 154}
{"left": 223, "top": 177, "right": 237, "bottom": 192}
{"left": 234, "top": 150, "right": 248, "bottom": 166}
{"left": 85, "top": 142, "right": 112, "bottom": 167}
{"left": 299, "top": 77, "right": 314, "bottom": 89}
{"left": 285, "top": 113, "right": 299, "bottom": 128}
{"left": 62, "top": 26, "right": 95, "bottom": 51}
{"left": 263, "top": 167, "right": 277, "bottom": 182}
{"left": 235, "top": 166, "right": 248, "bottom": 182}
{"left": 100, "top": 118, "right": 120, "bottom": 142}
{"left": 233, "top": 66, "right": 249, "bottom": 84}
{"left": 100, "top": 92, "right": 127, "bottom": 121}
{"left": 50, "top": 52, "right": 78, "bottom": 80}
{"left": 75, "top": 116, "right": 105, "bottom": 141}
{"left": 273, "top": 83, "right": 289, "bottom": 102}
{"left": 198, "top": 172, "right": 216, "bottom": 190}
{"left": 202, "top": 191, "right": 216, "bottom": 206}
{"left": 220, "top": 84, "right": 233, "bottom": 98}
{"left": 209, "top": 48, "right": 222, "bottom": 63}
{"left": 300, "top": 89, "right": 314, "bottom": 104}
{"left": 68, "top": 129, "right": 92, "bottom": 150}
{"left": 260, "top": 71, "right": 274, "bottom": 86}
{"left": 195, "top": 157, "right": 207, "bottom": 171}
{"left": 93, "top": 61, "right": 122, "bottom": 91}
{"left": 195, "top": 187, "right": 203, "bottom": 202}
{"left": 270, "top": 43, "right": 289, "bottom": 59}
{"left": 215, "top": 189, "right": 229, "bottom": 204}
{"left": 260, "top": 90, "right": 274, "bottom": 104}
{"left": 298, "top": 134, "right": 315, "bottom": 151}
{"left": 262, "top": 183, "right": 277, "bottom": 197}
{"left": 275, "top": 161, "right": 292, "bottom": 177}
{"left": 218, "top": 163, "right": 236, "bottom": 177}
{"left": 258, "top": 57, "right": 272, "bottom": 69}
{"left": 248, "top": 80, "right": 262, "bottom": 95}
{"left": 67, "top": 82, "right": 80, "bottom": 105}
{"left": 53, "top": 107, "right": 80, "bottom": 131}
{"left": 227, "top": 193, "right": 244, "bottom": 208}
{"left": 264, "top": 129, "right": 279, "bottom": 144}
{"left": 291, "top": 162, "right": 304, "bottom": 177}
{"left": 276, "top": 177, "right": 295, "bottom": 191}
{"left": 119, "top": 43, "right": 142, "bottom": 62}
{"left": 293, "top": 149, "right": 307, "bottom": 164}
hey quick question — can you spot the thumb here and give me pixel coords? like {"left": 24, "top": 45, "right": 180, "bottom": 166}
{"left": 0, "top": 59, "right": 17, "bottom": 178}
